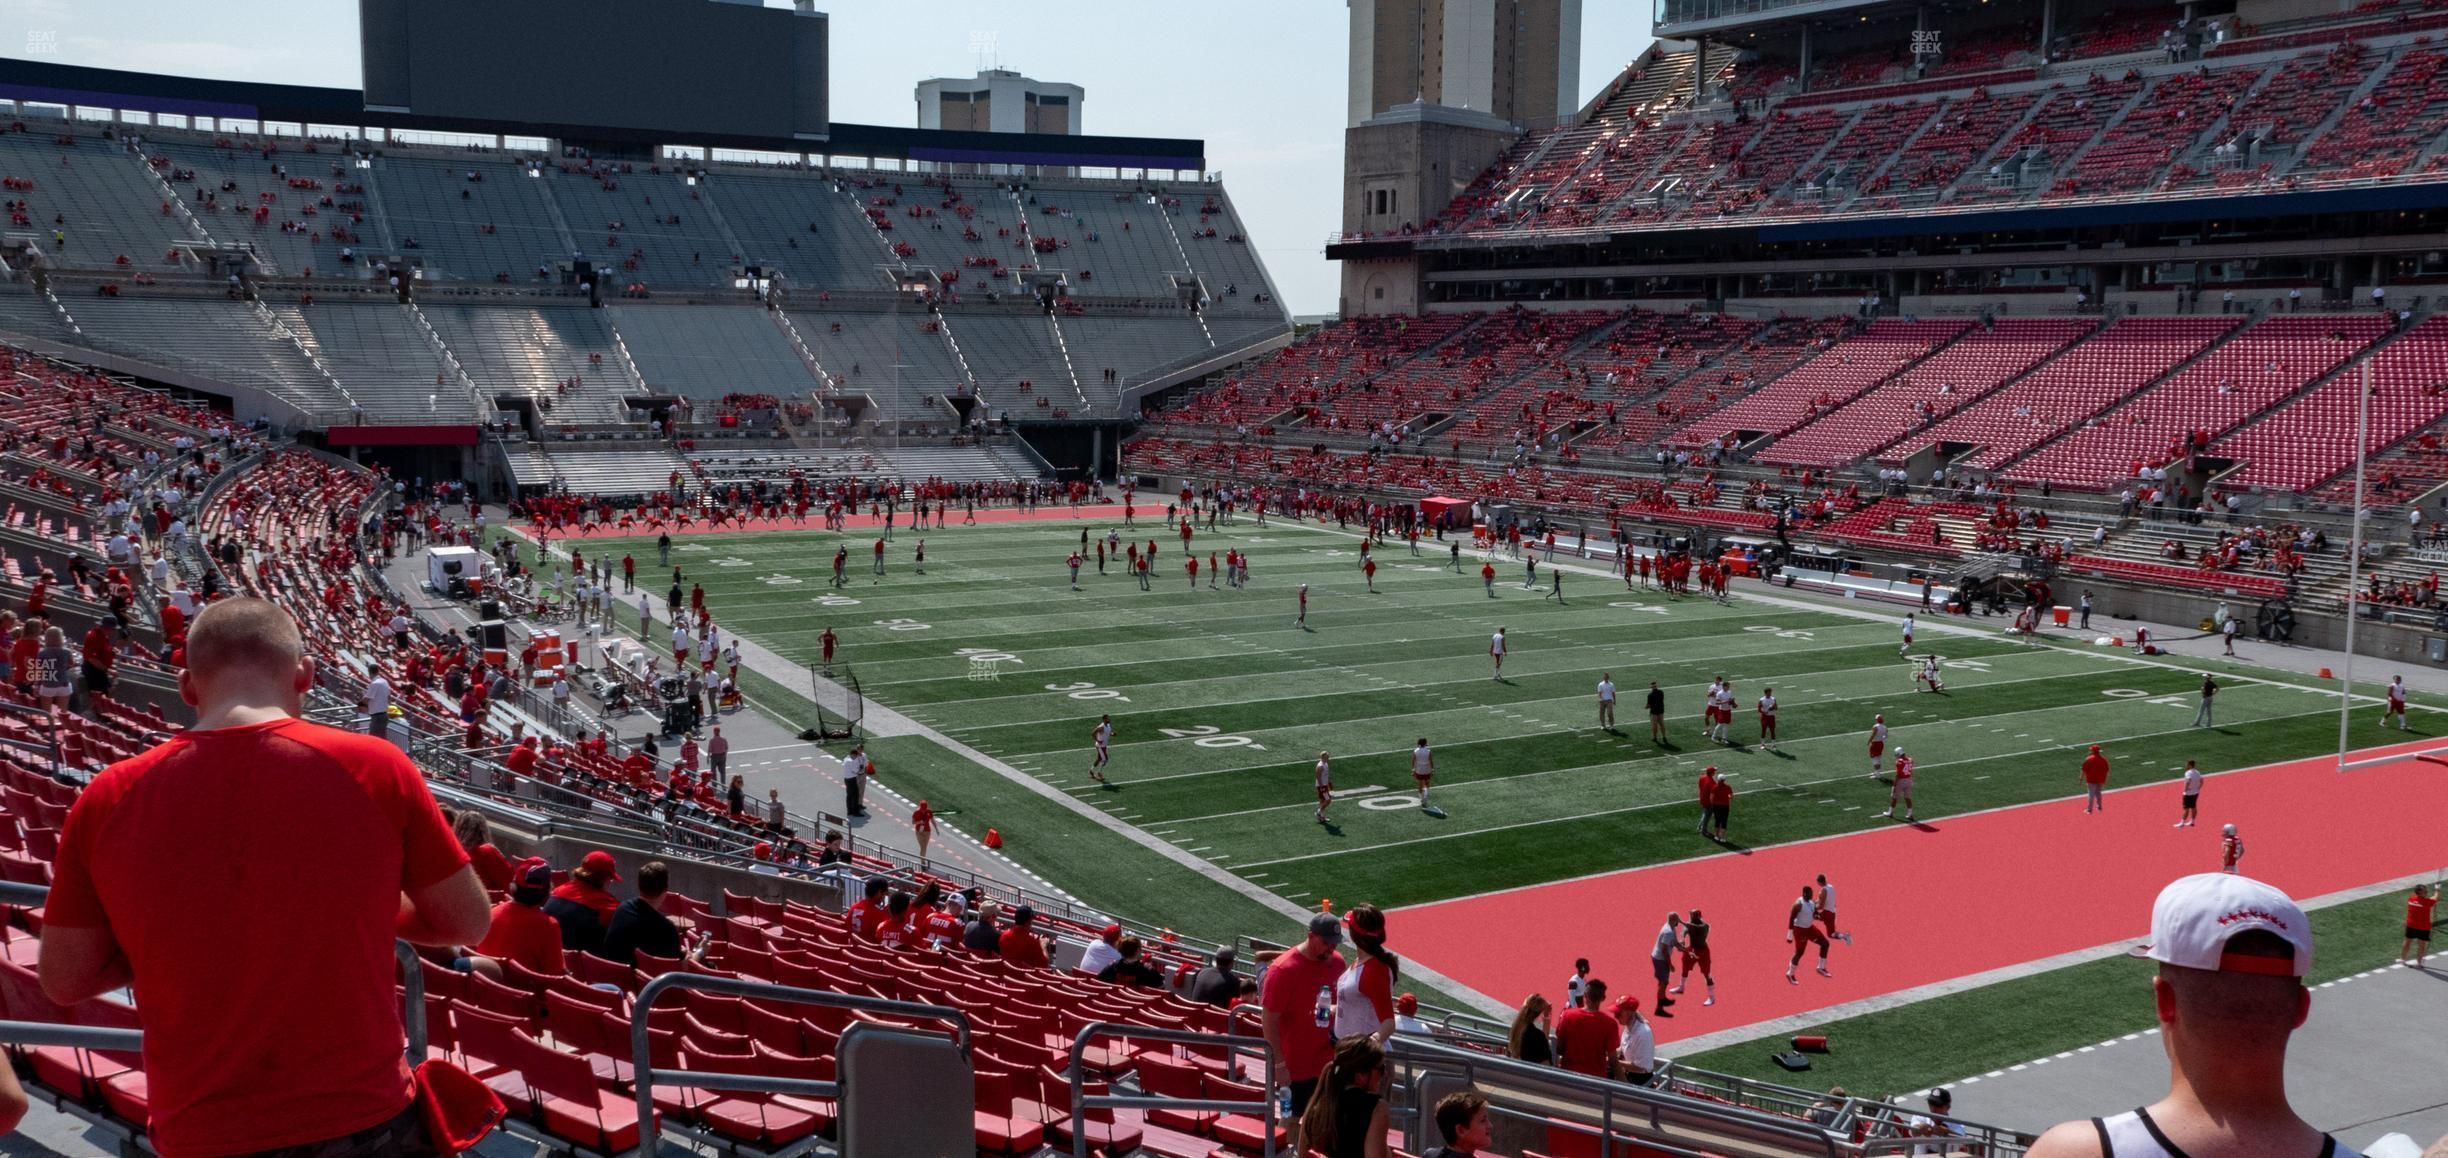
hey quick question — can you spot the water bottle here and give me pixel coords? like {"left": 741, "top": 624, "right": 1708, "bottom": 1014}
{"left": 1314, "top": 984, "right": 1332, "bottom": 1029}
{"left": 1276, "top": 1084, "right": 1293, "bottom": 1120}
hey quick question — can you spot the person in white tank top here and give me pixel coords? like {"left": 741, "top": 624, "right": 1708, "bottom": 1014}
{"left": 2026, "top": 874, "right": 2362, "bottom": 1158}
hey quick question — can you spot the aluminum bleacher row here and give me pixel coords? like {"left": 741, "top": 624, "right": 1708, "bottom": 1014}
{"left": 0, "top": 118, "right": 1287, "bottom": 424}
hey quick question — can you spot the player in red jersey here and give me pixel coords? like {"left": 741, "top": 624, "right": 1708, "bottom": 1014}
{"left": 1297, "top": 583, "right": 1310, "bottom": 628}
{"left": 911, "top": 799, "right": 935, "bottom": 862}
{"left": 1481, "top": 561, "right": 1498, "bottom": 598}
{"left": 1363, "top": 556, "right": 1378, "bottom": 593}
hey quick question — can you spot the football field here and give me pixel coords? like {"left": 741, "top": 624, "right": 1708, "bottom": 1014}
{"left": 630, "top": 509, "right": 2424, "bottom": 921}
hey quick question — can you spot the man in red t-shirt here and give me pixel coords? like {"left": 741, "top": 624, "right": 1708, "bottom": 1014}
{"left": 1551, "top": 977, "right": 1621, "bottom": 1077}
{"left": 40, "top": 598, "right": 491, "bottom": 1157}
{"left": 1261, "top": 912, "right": 1348, "bottom": 1145}
{"left": 998, "top": 905, "right": 1053, "bottom": 969}
{"left": 471, "top": 859, "right": 566, "bottom": 978}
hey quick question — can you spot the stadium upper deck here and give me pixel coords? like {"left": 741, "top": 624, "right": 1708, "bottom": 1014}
{"left": 1336, "top": 0, "right": 2448, "bottom": 255}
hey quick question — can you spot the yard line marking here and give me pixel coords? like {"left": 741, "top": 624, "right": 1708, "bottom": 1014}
{"left": 1073, "top": 673, "right": 2301, "bottom": 792}
{"left": 1224, "top": 707, "right": 2350, "bottom": 867}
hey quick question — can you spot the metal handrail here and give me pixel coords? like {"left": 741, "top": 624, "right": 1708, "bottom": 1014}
{"left": 1383, "top": 1037, "right": 1846, "bottom": 1158}
{"left": 626, "top": 970, "right": 969, "bottom": 1157}
{"left": 0, "top": 880, "right": 427, "bottom": 1060}
{"left": 1067, "top": 1021, "right": 1276, "bottom": 1158}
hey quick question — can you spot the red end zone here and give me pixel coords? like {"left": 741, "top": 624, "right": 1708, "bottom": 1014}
{"left": 1393, "top": 736, "right": 2448, "bottom": 1046}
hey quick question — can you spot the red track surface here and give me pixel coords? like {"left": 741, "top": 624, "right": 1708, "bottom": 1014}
{"left": 1394, "top": 737, "right": 2448, "bottom": 1045}
{"left": 520, "top": 503, "right": 1134, "bottom": 539}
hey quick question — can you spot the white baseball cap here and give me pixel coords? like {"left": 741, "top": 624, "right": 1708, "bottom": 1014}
{"left": 2142, "top": 873, "right": 2312, "bottom": 978}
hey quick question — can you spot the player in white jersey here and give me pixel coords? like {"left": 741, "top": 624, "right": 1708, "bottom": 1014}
{"left": 1489, "top": 627, "right": 1508, "bottom": 681}
{"left": 1411, "top": 738, "right": 1436, "bottom": 810}
{"left": 1313, "top": 751, "right": 1334, "bottom": 823}
{"left": 2176, "top": 759, "right": 2202, "bottom": 827}
{"left": 1596, "top": 673, "right": 1617, "bottom": 731}
{"left": 1756, "top": 688, "right": 1780, "bottom": 747}
{"left": 1786, "top": 884, "right": 1834, "bottom": 982}
{"left": 1714, "top": 683, "right": 1738, "bottom": 745}
{"left": 1900, "top": 613, "right": 1917, "bottom": 655}
{"left": 2220, "top": 824, "right": 2245, "bottom": 874}
{"left": 1088, "top": 714, "right": 1112, "bottom": 783}
{"left": 1916, "top": 654, "right": 1945, "bottom": 693}
{"left": 1868, "top": 715, "right": 1889, "bottom": 776}
{"left": 1883, "top": 749, "right": 1916, "bottom": 820}
{"left": 2383, "top": 675, "right": 2409, "bottom": 729}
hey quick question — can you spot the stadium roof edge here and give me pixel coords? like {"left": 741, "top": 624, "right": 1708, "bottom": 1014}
{"left": 0, "top": 59, "right": 1206, "bottom": 171}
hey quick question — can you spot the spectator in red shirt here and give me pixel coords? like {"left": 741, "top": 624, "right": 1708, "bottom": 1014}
{"left": 2081, "top": 744, "right": 2112, "bottom": 813}
{"left": 1261, "top": 912, "right": 1350, "bottom": 1140}
{"left": 1551, "top": 978, "right": 1622, "bottom": 1077}
{"left": 999, "top": 904, "right": 1053, "bottom": 969}
{"left": 543, "top": 849, "right": 622, "bottom": 952}
{"left": 847, "top": 877, "right": 893, "bottom": 940}
{"left": 452, "top": 810, "right": 515, "bottom": 894}
{"left": 39, "top": 597, "right": 490, "bottom": 1156}
{"left": 503, "top": 735, "right": 539, "bottom": 779}
{"left": 470, "top": 859, "right": 565, "bottom": 978}
{"left": 80, "top": 614, "right": 118, "bottom": 705}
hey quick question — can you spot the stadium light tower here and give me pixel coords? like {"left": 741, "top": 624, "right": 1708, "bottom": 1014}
{"left": 2334, "top": 331, "right": 2373, "bottom": 770}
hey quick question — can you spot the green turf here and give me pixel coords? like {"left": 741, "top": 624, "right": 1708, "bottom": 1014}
{"left": 1671, "top": 886, "right": 2427, "bottom": 1098}
{"left": 511, "top": 513, "right": 2432, "bottom": 1048}
{"left": 566, "top": 515, "right": 2423, "bottom": 920}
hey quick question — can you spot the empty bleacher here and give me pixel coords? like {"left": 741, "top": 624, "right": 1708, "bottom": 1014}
{"left": 2003, "top": 314, "right": 2390, "bottom": 489}
{"left": 267, "top": 301, "right": 471, "bottom": 422}
{"left": 371, "top": 154, "right": 563, "bottom": 283}
{"left": 41, "top": 294, "right": 340, "bottom": 418}
{"left": 1758, "top": 318, "right": 2093, "bottom": 467}
{"left": 1883, "top": 315, "right": 2241, "bottom": 471}
{"left": 1060, "top": 314, "right": 1219, "bottom": 387}
{"left": 420, "top": 304, "right": 640, "bottom": 423}
{"left": 0, "top": 129, "right": 187, "bottom": 268}
{"left": 612, "top": 304, "right": 818, "bottom": 397}
{"left": 951, "top": 313, "right": 1078, "bottom": 404}
{"left": 1022, "top": 186, "right": 1190, "bottom": 300}
{"left": 791, "top": 310, "right": 967, "bottom": 413}
{"left": 708, "top": 169, "right": 900, "bottom": 291}
{"left": 545, "top": 161, "right": 738, "bottom": 289}
{"left": 2213, "top": 315, "right": 2448, "bottom": 491}
{"left": 1669, "top": 319, "right": 1968, "bottom": 447}
{"left": 516, "top": 444, "right": 690, "bottom": 496}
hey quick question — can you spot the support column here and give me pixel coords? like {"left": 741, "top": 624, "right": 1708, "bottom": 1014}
{"left": 1799, "top": 24, "right": 1814, "bottom": 91}
{"left": 2039, "top": 0, "right": 2056, "bottom": 64}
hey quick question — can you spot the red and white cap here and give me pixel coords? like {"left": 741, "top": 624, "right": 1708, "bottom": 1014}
{"left": 2142, "top": 873, "right": 2312, "bottom": 978}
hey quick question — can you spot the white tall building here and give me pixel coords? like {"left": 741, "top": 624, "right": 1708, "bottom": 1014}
{"left": 916, "top": 69, "right": 1084, "bottom": 136}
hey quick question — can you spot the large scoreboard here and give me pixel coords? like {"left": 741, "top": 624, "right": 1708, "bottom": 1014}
{"left": 358, "top": 0, "right": 829, "bottom": 144}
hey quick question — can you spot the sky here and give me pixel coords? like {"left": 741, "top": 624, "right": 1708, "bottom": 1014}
{"left": 0, "top": 0, "right": 1650, "bottom": 316}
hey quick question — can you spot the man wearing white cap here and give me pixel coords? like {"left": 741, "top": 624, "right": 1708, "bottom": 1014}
{"left": 2026, "top": 873, "right": 2361, "bottom": 1158}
